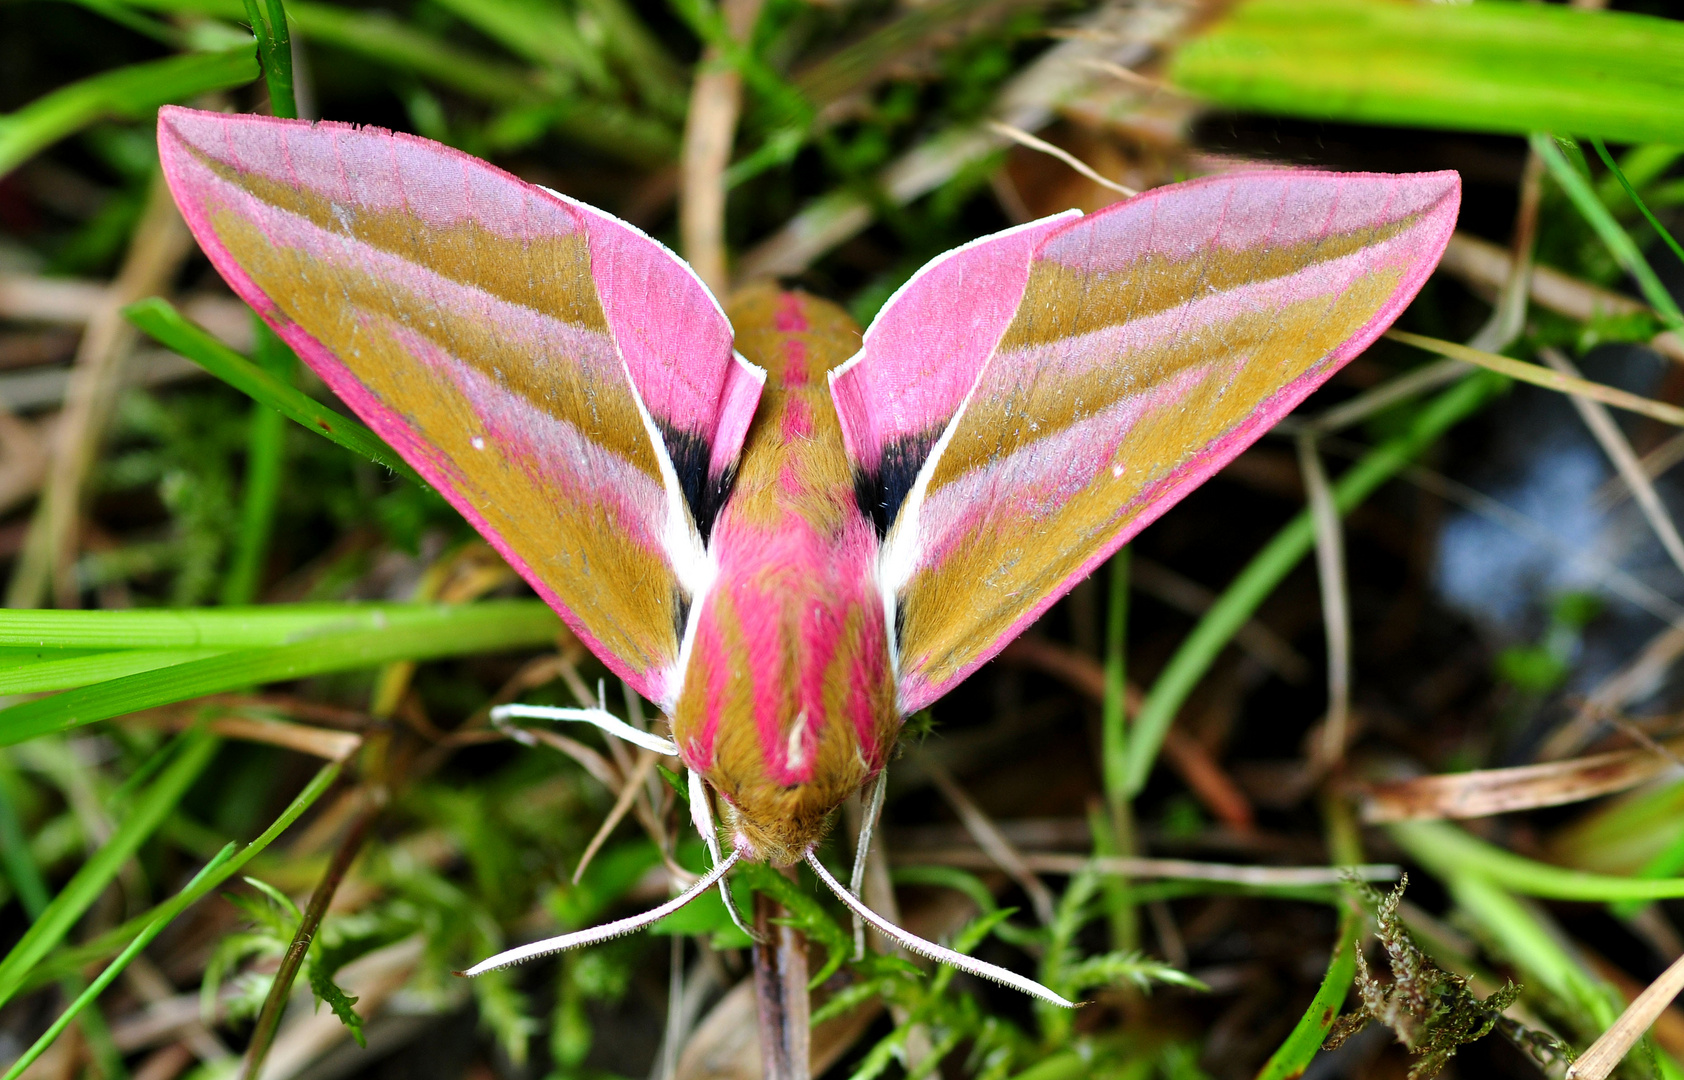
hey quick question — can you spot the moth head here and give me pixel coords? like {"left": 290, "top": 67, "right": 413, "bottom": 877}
{"left": 710, "top": 784, "right": 842, "bottom": 868}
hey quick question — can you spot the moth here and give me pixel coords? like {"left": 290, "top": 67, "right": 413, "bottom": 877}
{"left": 157, "top": 105, "right": 1459, "bottom": 1006}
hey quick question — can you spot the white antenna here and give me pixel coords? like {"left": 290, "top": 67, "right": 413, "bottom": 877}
{"left": 689, "top": 768, "right": 758, "bottom": 942}
{"left": 490, "top": 703, "right": 680, "bottom": 756}
{"left": 460, "top": 850, "right": 741, "bottom": 976}
{"left": 804, "top": 850, "right": 1076, "bottom": 1009}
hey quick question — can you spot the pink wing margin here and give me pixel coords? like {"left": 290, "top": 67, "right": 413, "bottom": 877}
{"left": 158, "top": 106, "right": 762, "bottom": 706}
{"left": 833, "top": 169, "right": 1461, "bottom": 713}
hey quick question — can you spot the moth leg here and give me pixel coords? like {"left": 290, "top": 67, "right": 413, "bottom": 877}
{"left": 689, "top": 768, "right": 758, "bottom": 942}
{"left": 850, "top": 769, "right": 888, "bottom": 961}
{"left": 491, "top": 703, "right": 680, "bottom": 756}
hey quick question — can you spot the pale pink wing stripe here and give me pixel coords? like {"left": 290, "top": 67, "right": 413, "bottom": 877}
{"left": 560, "top": 195, "right": 757, "bottom": 469}
{"left": 880, "top": 170, "right": 1461, "bottom": 712}
{"left": 829, "top": 212, "right": 1076, "bottom": 475}
{"left": 157, "top": 108, "right": 747, "bottom": 704}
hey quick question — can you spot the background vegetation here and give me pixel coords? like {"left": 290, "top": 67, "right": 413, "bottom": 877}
{"left": 2, "top": 0, "right": 1684, "bottom": 1077}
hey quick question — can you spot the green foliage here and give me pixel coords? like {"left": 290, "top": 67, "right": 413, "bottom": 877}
{"left": 1325, "top": 878, "right": 1574, "bottom": 1080}
{"left": 1171, "top": 0, "right": 1684, "bottom": 144}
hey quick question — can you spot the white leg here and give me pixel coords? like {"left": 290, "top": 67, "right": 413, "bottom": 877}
{"left": 491, "top": 703, "right": 679, "bottom": 756}
{"left": 850, "top": 770, "right": 887, "bottom": 961}
{"left": 689, "top": 768, "right": 757, "bottom": 942}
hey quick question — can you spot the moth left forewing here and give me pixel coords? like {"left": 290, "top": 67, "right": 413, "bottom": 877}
{"left": 841, "top": 170, "right": 1462, "bottom": 713}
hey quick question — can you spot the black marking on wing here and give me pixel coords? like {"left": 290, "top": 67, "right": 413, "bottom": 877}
{"left": 656, "top": 422, "right": 734, "bottom": 544}
{"left": 854, "top": 430, "right": 939, "bottom": 538}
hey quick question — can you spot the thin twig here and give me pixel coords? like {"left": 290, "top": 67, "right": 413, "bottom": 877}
{"left": 1296, "top": 433, "right": 1351, "bottom": 767}
{"left": 575, "top": 748, "right": 659, "bottom": 884}
{"left": 1387, "top": 331, "right": 1684, "bottom": 428}
{"left": 920, "top": 754, "right": 1057, "bottom": 924}
{"left": 1540, "top": 345, "right": 1684, "bottom": 578}
{"left": 679, "top": 0, "right": 765, "bottom": 293}
{"left": 985, "top": 120, "right": 1137, "bottom": 197}
{"left": 1571, "top": 951, "right": 1684, "bottom": 1080}
{"left": 8, "top": 173, "right": 192, "bottom": 608}
{"left": 893, "top": 849, "right": 1400, "bottom": 886}
{"left": 242, "top": 792, "right": 384, "bottom": 1080}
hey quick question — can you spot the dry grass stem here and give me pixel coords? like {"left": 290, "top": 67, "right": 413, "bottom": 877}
{"left": 1130, "top": 557, "right": 1308, "bottom": 681}
{"left": 920, "top": 753, "right": 1058, "bottom": 924}
{"left": 1387, "top": 331, "right": 1684, "bottom": 428}
{"left": 1296, "top": 433, "right": 1351, "bottom": 766}
{"left": 254, "top": 936, "right": 425, "bottom": 1080}
{"left": 680, "top": 0, "right": 766, "bottom": 293}
{"left": 574, "top": 747, "right": 660, "bottom": 884}
{"left": 1467, "top": 145, "right": 1542, "bottom": 354}
{"left": 985, "top": 121, "right": 1137, "bottom": 197}
{"left": 8, "top": 174, "right": 193, "bottom": 609}
{"left": 1540, "top": 345, "right": 1684, "bottom": 577}
{"left": 1542, "top": 626, "right": 1684, "bottom": 759}
{"left": 998, "top": 634, "right": 1257, "bottom": 828}
{"left": 739, "top": 0, "right": 1194, "bottom": 277}
{"left": 1308, "top": 357, "right": 1470, "bottom": 435}
{"left": 1593, "top": 430, "right": 1684, "bottom": 512}
{"left": 1438, "top": 232, "right": 1684, "bottom": 366}
{"left": 1360, "top": 740, "right": 1684, "bottom": 822}
{"left": 896, "top": 849, "right": 1400, "bottom": 885}
{"left": 1570, "top": 950, "right": 1684, "bottom": 1080}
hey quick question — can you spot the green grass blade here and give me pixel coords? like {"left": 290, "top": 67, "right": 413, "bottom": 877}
{"left": 0, "top": 47, "right": 259, "bottom": 179}
{"left": 0, "top": 648, "right": 227, "bottom": 694}
{"left": 0, "top": 602, "right": 494, "bottom": 648}
{"left": 1534, "top": 134, "right": 1684, "bottom": 333}
{"left": 0, "top": 769, "right": 50, "bottom": 920}
{"left": 1123, "top": 372, "right": 1503, "bottom": 795}
{"left": 1392, "top": 819, "right": 1684, "bottom": 903}
{"left": 1443, "top": 872, "right": 1619, "bottom": 1030}
{"left": 124, "top": 298, "right": 424, "bottom": 486}
{"left": 23, "top": 760, "right": 339, "bottom": 991}
{"left": 222, "top": 319, "right": 295, "bottom": 605}
{"left": 0, "top": 600, "right": 559, "bottom": 746}
{"left": 1169, "top": 0, "right": 1684, "bottom": 145}
{"left": 1255, "top": 906, "right": 1358, "bottom": 1080}
{"left": 1, "top": 843, "right": 238, "bottom": 1080}
{"left": 1591, "top": 138, "right": 1684, "bottom": 274}
{"left": 0, "top": 730, "right": 219, "bottom": 1009}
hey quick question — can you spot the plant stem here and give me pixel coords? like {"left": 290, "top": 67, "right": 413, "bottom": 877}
{"left": 1124, "top": 372, "right": 1503, "bottom": 796}
{"left": 241, "top": 796, "right": 382, "bottom": 1080}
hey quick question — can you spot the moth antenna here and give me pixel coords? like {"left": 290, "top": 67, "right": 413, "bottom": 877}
{"left": 803, "top": 850, "right": 1076, "bottom": 1009}
{"left": 850, "top": 771, "right": 888, "bottom": 961}
{"left": 459, "top": 849, "right": 741, "bottom": 976}
{"left": 490, "top": 704, "right": 679, "bottom": 756}
{"left": 688, "top": 768, "right": 760, "bottom": 943}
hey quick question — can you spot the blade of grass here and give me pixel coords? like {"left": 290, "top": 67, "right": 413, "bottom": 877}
{"left": 0, "top": 48, "right": 259, "bottom": 180}
{"left": 0, "top": 600, "right": 558, "bottom": 747}
{"left": 1388, "top": 330, "right": 1684, "bottom": 426}
{"left": 1392, "top": 819, "right": 1684, "bottom": 904}
{"left": 0, "top": 601, "right": 498, "bottom": 648}
{"left": 1534, "top": 134, "right": 1684, "bottom": 332}
{"left": 1591, "top": 138, "right": 1684, "bottom": 273}
{"left": 222, "top": 319, "right": 295, "bottom": 605}
{"left": 1573, "top": 951, "right": 1684, "bottom": 1080}
{"left": 0, "top": 729, "right": 219, "bottom": 1009}
{"left": 124, "top": 298, "right": 423, "bottom": 485}
{"left": 240, "top": 797, "right": 380, "bottom": 1079}
{"left": 1169, "top": 0, "right": 1684, "bottom": 145}
{"left": 0, "top": 771, "right": 49, "bottom": 919}
{"left": 22, "top": 760, "right": 339, "bottom": 992}
{"left": 1, "top": 843, "right": 238, "bottom": 1080}
{"left": 1122, "top": 372, "right": 1504, "bottom": 795}
{"left": 1097, "top": 550, "right": 1137, "bottom": 952}
{"left": 1255, "top": 906, "right": 1359, "bottom": 1080}
{"left": 0, "top": 647, "right": 227, "bottom": 694}
{"left": 241, "top": 0, "right": 296, "bottom": 118}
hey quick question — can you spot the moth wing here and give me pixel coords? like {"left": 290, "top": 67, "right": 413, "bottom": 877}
{"left": 158, "top": 106, "right": 763, "bottom": 708}
{"left": 832, "top": 170, "right": 1460, "bottom": 713}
